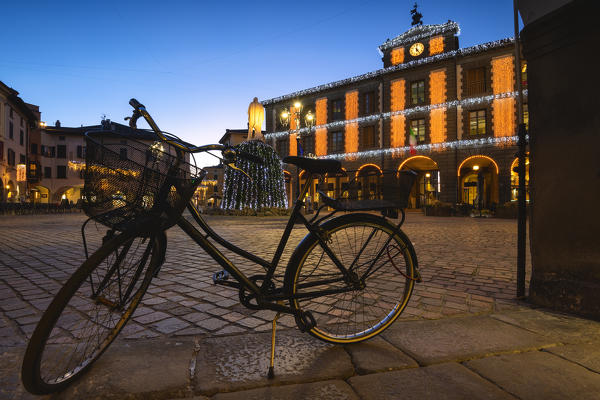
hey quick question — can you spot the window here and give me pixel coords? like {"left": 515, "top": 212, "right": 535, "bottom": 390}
{"left": 29, "top": 162, "right": 37, "bottom": 178}
{"left": 410, "top": 80, "right": 425, "bottom": 104}
{"left": 330, "top": 131, "right": 344, "bottom": 153}
{"left": 42, "top": 146, "right": 55, "bottom": 157}
{"left": 521, "top": 62, "right": 527, "bottom": 87}
{"left": 59, "top": 136, "right": 66, "bottom": 141}
{"left": 7, "top": 149, "right": 15, "bottom": 166}
{"left": 363, "top": 91, "right": 376, "bottom": 115}
{"left": 331, "top": 99, "right": 344, "bottom": 121}
{"left": 57, "top": 165, "right": 67, "bottom": 179}
{"left": 44, "top": 166, "right": 52, "bottom": 179}
{"left": 20, "top": 130, "right": 24, "bottom": 145}
{"left": 466, "top": 67, "right": 486, "bottom": 96}
{"left": 20, "top": 154, "right": 26, "bottom": 164}
{"left": 76, "top": 145, "right": 86, "bottom": 158}
{"left": 469, "top": 110, "right": 486, "bottom": 135}
{"left": 0, "top": 141, "right": 3, "bottom": 160}
{"left": 20, "top": 117, "right": 24, "bottom": 127}
{"left": 300, "top": 135, "right": 314, "bottom": 156}
{"left": 9, "top": 107, "right": 13, "bottom": 119}
{"left": 410, "top": 119, "right": 426, "bottom": 143}
{"left": 31, "top": 143, "right": 37, "bottom": 154}
{"left": 119, "top": 148, "right": 128, "bottom": 160}
{"left": 57, "top": 145, "right": 67, "bottom": 159}
{"left": 361, "top": 126, "right": 377, "bottom": 149}
{"left": 9, "top": 122, "right": 13, "bottom": 139}
{"left": 523, "top": 104, "right": 529, "bottom": 130}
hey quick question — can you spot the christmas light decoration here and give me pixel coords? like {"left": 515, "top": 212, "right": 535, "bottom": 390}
{"left": 315, "top": 98, "right": 328, "bottom": 156}
{"left": 265, "top": 90, "right": 526, "bottom": 140}
{"left": 429, "top": 69, "right": 447, "bottom": 144}
{"left": 345, "top": 91, "right": 359, "bottom": 158}
{"left": 391, "top": 47, "right": 405, "bottom": 65}
{"left": 321, "top": 135, "right": 520, "bottom": 161}
{"left": 221, "top": 140, "right": 287, "bottom": 210}
{"left": 429, "top": 36, "right": 444, "bottom": 55}
{"left": 457, "top": 155, "right": 499, "bottom": 175}
{"left": 262, "top": 37, "right": 514, "bottom": 106}
{"left": 398, "top": 155, "right": 438, "bottom": 172}
{"left": 390, "top": 115, "right": 406, "bottom": 150}
{"left": 355, "top": 163, "right": 383, "bottom": 178}
{"left": 289, "top": 133, "right": 298, "bottom": 156}
{"left": 491, "top": 56, "right": 516, "bottom": 138}
{"left": 390, "top": 79, "right": 406, "bottom": 111}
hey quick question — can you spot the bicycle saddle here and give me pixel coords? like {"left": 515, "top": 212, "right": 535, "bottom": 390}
{"left": 283, "top": 156, "right": 342, "bottom": 175}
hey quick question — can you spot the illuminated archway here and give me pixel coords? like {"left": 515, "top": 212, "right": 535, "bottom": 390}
{"left": 457, "top": 155, "right": 499, "bottom": 176}
{"left": 5, "top": 180, "right": 16, "bottom": 202}
{"left": 33, "top": 185, "right": 50, "bottom": 204}
{"left": 398, "top": 155, "right": 439, "bottom": 209}
{"left": 355, "top": 163, "right": 382, "bottom": 179}
{"left": 458, "top": 155, "right": 500, "bottom": 207}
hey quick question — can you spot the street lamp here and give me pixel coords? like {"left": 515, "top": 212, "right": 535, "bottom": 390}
{"left": 279, "top": 101, "right": 316, "bottom": 206}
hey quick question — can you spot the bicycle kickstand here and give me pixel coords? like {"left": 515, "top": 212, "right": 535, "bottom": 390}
{"left": 268, "top": 311, "right": 281, "bottom": 379}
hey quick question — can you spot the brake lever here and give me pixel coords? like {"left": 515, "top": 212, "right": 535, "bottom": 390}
{"left": 226, "top": 163, "right": 253, "bottom": 181}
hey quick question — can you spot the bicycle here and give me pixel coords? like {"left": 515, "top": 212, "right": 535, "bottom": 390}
{"left": 21, "top": 99, "right": 421, "bottom": 395}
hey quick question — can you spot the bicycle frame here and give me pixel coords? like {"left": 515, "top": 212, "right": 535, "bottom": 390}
{"left": 174, "top": 175, "right": 356, "bottom": 316}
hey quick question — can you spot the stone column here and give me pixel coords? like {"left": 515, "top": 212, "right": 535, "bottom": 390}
{"left": 521, "top": 0, "right": 600, "bottom": 319}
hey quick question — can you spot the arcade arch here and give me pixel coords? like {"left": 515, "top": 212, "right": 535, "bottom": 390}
{"left": 458, "top": 155, "right": 499, "bottom": 208}
{"left": 398, "top": 156, "right": 439, "bottom": 209}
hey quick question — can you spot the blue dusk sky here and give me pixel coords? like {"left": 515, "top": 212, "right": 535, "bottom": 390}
{"left": 3, "top": 0, "right": 518, "bottom": 165}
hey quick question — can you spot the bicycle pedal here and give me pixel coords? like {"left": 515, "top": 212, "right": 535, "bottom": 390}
{"left": 212, "top": 270, "right": 230, "bottom": 284}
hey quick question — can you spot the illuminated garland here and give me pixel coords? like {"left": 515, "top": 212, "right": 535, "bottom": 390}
{"left": 321, "top": 136, "right": 521, "bottom": 161}
{"left": 391, "top": 48, "right": 404, "bottom": 65}
{"left": 345, "top": 91, "right": 359, "bottom": 157}
{"left": 265, "top": 90, "right": 527, "bottom": 140}
{"left": 261, "top": 38, "right": 515, "bottom": 106}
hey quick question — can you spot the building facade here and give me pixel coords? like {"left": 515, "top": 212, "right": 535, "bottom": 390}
{"left": 262, "top": 22, "right": 528, "bottom": 210}
{"left": 0, "top": 81, "right": 38, "bottom": 203}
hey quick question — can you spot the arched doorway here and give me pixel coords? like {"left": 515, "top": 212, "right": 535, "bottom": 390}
{"left": 54, "top": 186, "right": 83, "bottom": 205}
{"left": 458, "top": 155, "right": 499, "bottom": 209}
{"left": 33, "top": 185, "right": 50, "bottom": 204}
{"left": 398, "top": 156, "right": 439, "bottom": 209}
{"left": 356, "top": 164, "right": 383, "bottom": 200}
{"left": 510, "top": 155, "right": 530, "bottom": 202}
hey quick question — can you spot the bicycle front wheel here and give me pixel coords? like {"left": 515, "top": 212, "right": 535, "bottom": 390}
{"left": 21, "top": 230, "right": 164, "bottom": 395}
{"left": 286, "top": 213, "right": 417, "bottom": 344}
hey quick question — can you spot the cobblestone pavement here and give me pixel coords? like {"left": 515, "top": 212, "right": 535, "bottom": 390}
{"left": 0, "top": 212, "right": 531, "bottom": 346}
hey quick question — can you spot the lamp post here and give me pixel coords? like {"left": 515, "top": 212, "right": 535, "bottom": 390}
{"left": 279, "top": 101, "right": 315, "bottom": 206}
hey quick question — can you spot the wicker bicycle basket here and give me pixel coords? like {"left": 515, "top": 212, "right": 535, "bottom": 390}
{"left": 82, "top": 130, "right": 205, "bottom": 231}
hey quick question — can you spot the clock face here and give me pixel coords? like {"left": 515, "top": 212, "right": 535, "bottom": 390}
{"left": 409, "top": 42, "right": 424, "bottom": 56}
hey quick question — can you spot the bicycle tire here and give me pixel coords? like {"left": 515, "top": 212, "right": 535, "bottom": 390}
{"left": 285, "top": 213, "right": 417, "bottom": 344}
{"left": 21, "top": 229, "right": 164, "bottom": 395}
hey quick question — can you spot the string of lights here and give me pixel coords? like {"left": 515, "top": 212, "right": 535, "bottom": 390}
{"left": 261, "top": 37, "right": 515, "bottom": 106}
{"left": 320, "top": 136, "right": 522, "bottom": 161}
{"left": 264, "top": 90, "right": 528, "bottom": 140}
{"left": 378, "top": 21, "right": 460, "bottom": 53}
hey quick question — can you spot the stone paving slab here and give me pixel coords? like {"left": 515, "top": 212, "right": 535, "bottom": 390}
{"left": 464, "top": 350, "right": 600, "bottom": 400}
{"left": 545, "top": 342, "right": 600, "bottom": 373}
{"left": 348, "top": 362, "right": 516, "bottom": 400}
{"left": 382, "top": 313, "right": 555, "bottom": 365}
{"left": 54, "top": 339, "right": 195, "bottom": 400}
{"left": 211, "top": 380, "right": 359, "bottom": 400}
{"left": 0, "top": 346, "right": 39, "bottom": 400}
{"left": 490, "top": 308, "right": 600, "bottom": 344}
{"left": 344, "top": 336, "right": 418, "bottom": 374}
{"left": 193, "top": 330, "right": 353, "bottom": 396}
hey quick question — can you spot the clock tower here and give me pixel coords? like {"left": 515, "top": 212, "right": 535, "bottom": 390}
{"left": 379, "top": 21, "right": 460, "bottom": 68}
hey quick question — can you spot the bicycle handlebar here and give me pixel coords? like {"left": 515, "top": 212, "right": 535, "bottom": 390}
{"left": 127, "top": 99, "right": 263, "bottom": 164}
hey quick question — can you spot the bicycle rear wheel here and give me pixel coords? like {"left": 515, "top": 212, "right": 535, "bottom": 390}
{"left": 285, "top": 213, "right": 417, "bottom": 344}
{"left": 21, "top": 229, "right": 164, "bottom": 395}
